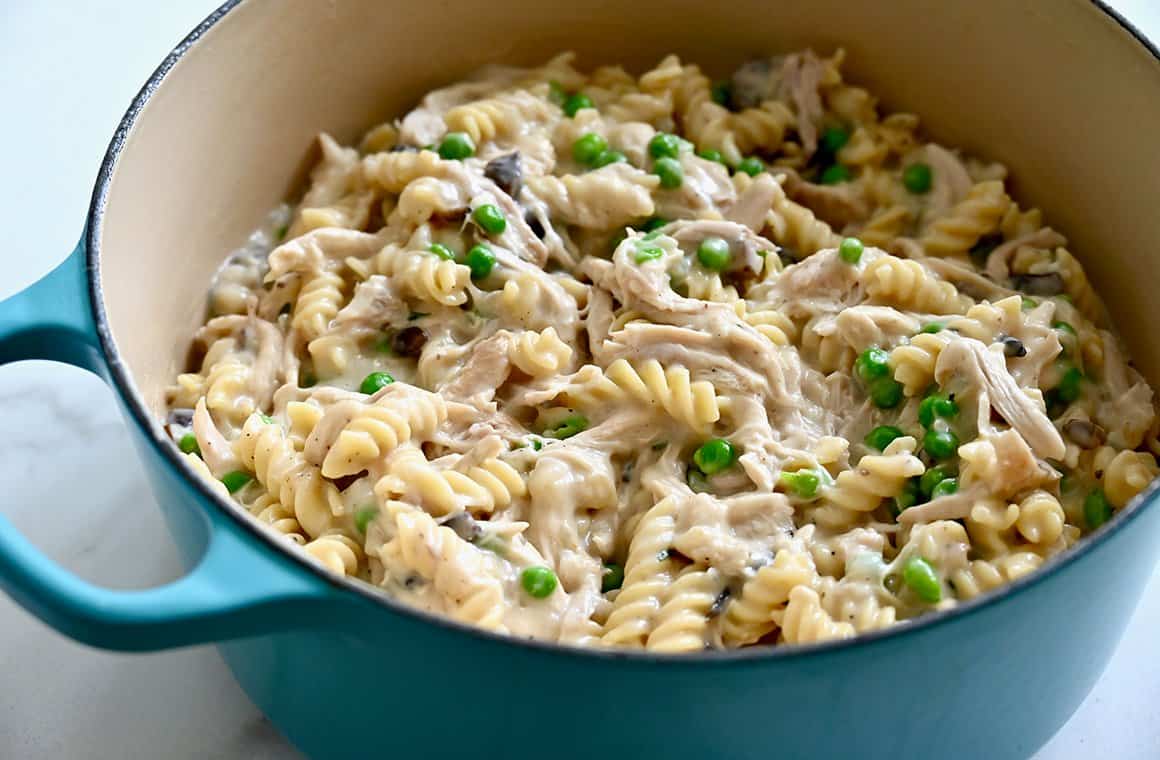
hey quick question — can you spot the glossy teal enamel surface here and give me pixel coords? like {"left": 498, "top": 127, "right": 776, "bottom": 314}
{"left": 0, "top": 242, "right": 102, "bottom": 371}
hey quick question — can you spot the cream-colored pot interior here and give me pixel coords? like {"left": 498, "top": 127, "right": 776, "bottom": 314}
{"left": 97, "top": 0, "right": 1160, "bottom": 414}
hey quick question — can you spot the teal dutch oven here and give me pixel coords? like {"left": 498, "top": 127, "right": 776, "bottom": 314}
{"left": 2, "top": 1, "right": 1159, "bottom": 757}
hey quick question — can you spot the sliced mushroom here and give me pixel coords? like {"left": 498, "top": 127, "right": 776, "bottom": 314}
{"left": 484, "top": 151, "right": 523, "bottom": 198}
{"left": 392, "top": 326, "right": 428, "bottom": 358}
{"left": 444, "top": 511, "right": 483, "bottom": 542}
{"left": 1063, "top": 419, "right": 1106, "bottom": 449}
{"left": 1000, "top": 335, "right": 1027, "bottom": 358}
{"left": 1013, "top": 272, "right": 1065, "bottom": 296}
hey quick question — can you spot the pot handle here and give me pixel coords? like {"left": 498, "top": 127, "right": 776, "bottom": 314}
{"left": 0, "top": 243, "right": 337, "bottom": 651}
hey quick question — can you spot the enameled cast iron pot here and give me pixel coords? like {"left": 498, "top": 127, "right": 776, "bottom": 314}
{"left": 2, "top": 2, "right": 1159, "bottom": 757}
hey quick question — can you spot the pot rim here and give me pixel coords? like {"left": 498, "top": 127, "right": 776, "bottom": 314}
{"left": 84, "top": 0, "right": 1160, "bottom": 663}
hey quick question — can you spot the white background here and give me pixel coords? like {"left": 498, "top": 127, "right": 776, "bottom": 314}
{"left": 1, "top": 1, "right": 1158, "bottom": 758}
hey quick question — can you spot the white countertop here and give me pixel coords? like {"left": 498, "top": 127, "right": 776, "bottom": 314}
{"left": 2, "top": 2, "right": 1159, "bottom": 758}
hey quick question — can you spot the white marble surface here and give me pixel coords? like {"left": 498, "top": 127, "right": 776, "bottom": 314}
{"left": 2, "top": 1, "right": 1160, "bottom": 758}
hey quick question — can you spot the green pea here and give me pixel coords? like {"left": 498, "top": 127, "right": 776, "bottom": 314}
{"left": 736, "top": 156, "right": 765, "bottom": 176}
{"left": 521, "top": 566, "right": 559, "bottom": 598}
{"left": 918, "top": 393, "right": 960, "bottom": 428}
{"left": 466, "top": 244, "right": 496, "bottom": 280}
{"left": 601, "top": 562, "right": 625, "bottom": 593}
{"left": 653, "top": 156, "right": 684, "bottom": 189}
{"left": 476, "top": 535, "right": 507, "bottom": 556}
{"left": 1054, "top": 366, "right": 1085, "bottom": 404}
{"left": 710, "top": 81, "right": 731, "bottom": 107}
{"left": 649, "top": 132, "right": 683, "bottom": 159}
{"left": 1021, "top": 297, "right": 1037, "bottom": 310}
{"left": 1084, "top": 489, "right": 1113, "bottom": 529}
{"left": 300, "top": 372, "right": 317, "bottom": 388}
{"left": 572, "top": 132, "right": 608, "bottom": 165}
{"left": 592, "top": 149, "right": 627, "bottom": 168}
{"left": 698, "top": 148, "right": 726, "bottom": 164}
{"left": 696, "top": 237, "right": 732, "bottom": 271}
{"left": 869, "top": 377, "right": 905, "bottom": 409}
{"left": 354, "top": 505, "right": 378, "bottom": 535}
{"left": 359, "top": 371, "right": 395, "bottom": 395}
{"left": 779, "top": 469, "right": 821, "bottom": 498}
{"left": 258, "top": 413, "right": 276, "bottom": 424}
{"left": 820, "top": 125, "right": 850, "bottom": 154}
{"left": 902, "top": 162, "right": 933, "bottom": 194}
{"left": 923, "top": 429, "right": 960, "bottom": 460}
{"left": 855, "top": 347, "right": 892, "bottom": 384}
{"left": 178, "top": 433, "right": 200, "bottom": 456}
{"left": 563, "top": 92, "right": 594, "bottom": 117}
{"left": 838, "top": 237, "right": 864, "bottom": 264}
{"left": 375, "top": 333, "right": 395, "bottom": 354}
{"left": 472, "top": 204, "right": 507, "bottom": 235}
{"left": 687, "top": 468, "right": 712, "bottom": 493}
{"left": 1053, "top": 321, "right": 1077, "bottom": 337}
{"left": 920, "top": 465, "right": 956, "bottom": 497}
{"left": 428, "top": 242, "right": 456, "bottom": 261}
{"left": 890, "top": 478, "right": 921, "bottom": 517}
{"left": 694, "top": 438, "right": 736, "bottom": 475}
{"left": 864, "top": 425, "right": 905, "bottom": 452}
{"left": 930, "top": 478, "right": 958, "bottom": 499}
{"left": 820, "top": 164, "right": 851, "bottom": 185}
{"left": 220, "top": 470, "right": 253, "bottom": 494}
{"left": 545, "top": 414, "right": 588, "bottom": 439}
{"left": 548, "top": 80, "right": 568, "bottom": 106}
{"left": 437, "top": 131, "right": 475, "bottom": 160}
{"left": 531, "top": 438, "right": 543, "bottom": 451}
{"left": 903, "top": 556, "right": 942, "bottom": 603}
{"left": 920, "top": 322, "right": 944, "bottom": 334}
{"left": 634, "top": 245, "right": 665, "bottom": 264}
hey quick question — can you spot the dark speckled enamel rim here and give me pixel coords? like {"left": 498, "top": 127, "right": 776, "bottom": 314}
{"left": 85, "top": 0, "right": 1160, "bottom": 663}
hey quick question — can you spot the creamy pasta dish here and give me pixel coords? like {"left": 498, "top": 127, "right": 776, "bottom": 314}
{"left": 167, "top": 51, "right": 1160, "bottom": 650}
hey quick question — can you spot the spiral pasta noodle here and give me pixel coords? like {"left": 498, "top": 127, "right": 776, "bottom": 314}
{"left": 234, "top": 415, "right": 342, "bottom": 540}
{"left": 389, "top": 508, "right": 507, "bottom": 630}
{"left": 444, "top": 91, "right": 553, "bottom": 145}
{"left": 816, "top": 445, "right": 925, "bottom": 530}
{"left": 919, "top": 180, "right": 1011, "bottom": 257}
{"left": 509, "top": 327, "right": 573, "bottom": 377}
{"left": 722, "top": 549, "right": 815, "bottom": 646}
{"left": 603, "top": 498, "right": 680, "bottom": 647}
{"left": 526, "top": 165, "right": 658, "bottom": 229}
{"left": 307, "top": 390, "right": 448, "bottom": 478}
{"left": 775, "top": 586, "right": 856, "bottom": 644}
{"left": 364, "top": 245, "right": 471, "bottom": 306}
{"left": 862, "top": 255, "right": 970, "bottom": 314}
{"left": 646, "top": 567, "right": 722, "bottom": 652}
{"left": 378, "top": 446, "right": 523, "bottom": 516}
{"left": 578, "top": 359, "right": 722, "bottom": 432}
